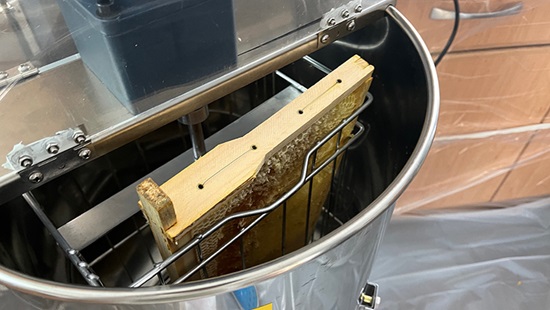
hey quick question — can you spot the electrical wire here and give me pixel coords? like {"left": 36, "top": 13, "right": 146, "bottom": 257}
{"left": 434, "top": 0, "right": 460, "bottom": 66}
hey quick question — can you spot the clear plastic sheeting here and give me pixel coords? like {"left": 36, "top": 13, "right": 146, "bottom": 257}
{"left": 371, "top": 197, "right": 550, "bottom": 309}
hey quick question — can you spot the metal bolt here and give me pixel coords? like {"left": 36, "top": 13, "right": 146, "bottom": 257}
{"left": 18, "top": 155, "right": 33, "bottom": 168}
{"left": 46, "top": 142, "right": 60, "bottom": 154}
{"left": 78, "top": 148, "right": 91, "bottom": 160}
{"left": 321, "top": 34, "right": 330, "bottom": 44}
{"left": 28, "top": 171, "right": 43, "bottom": 183}
{"left": 347, "top": 20, "right": 356, "bottom": 31}
{"left": 73, "top": 132, "right": 86, "bottom": 144}
{"left": 0, "top": 71, "right": 8, "bottom": 80}
{"left": 68, "top": 249, "right": 77, "bottom": 255}
{"left": 341, "top": 9, "right": 350, "bottom": 18}
{"left": 355, "top": 4, "right": 363, "bottom": 13}
{"left": 327, "top": 17, "right": 336, "bottom": 26}
{"left": 18, "top": 63, "right": 31, "bottom": 73}
{"left": 96, "top": 0, "right": 115, "bottom": 17}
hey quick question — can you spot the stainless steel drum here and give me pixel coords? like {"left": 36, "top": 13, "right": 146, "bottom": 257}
{"left": 0, "top": 3, "right": 438, "bottom": 309}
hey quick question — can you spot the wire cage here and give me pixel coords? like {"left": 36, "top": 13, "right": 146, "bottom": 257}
{"left": 15, "top": 56, "right": 374, "bottom": 288}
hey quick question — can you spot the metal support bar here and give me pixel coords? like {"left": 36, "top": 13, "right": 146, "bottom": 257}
{"left": 22, "top": 192, "right": 103, "bottom": 287}
{"left": 187, "top": 123, "right": 206, "bottom": 160}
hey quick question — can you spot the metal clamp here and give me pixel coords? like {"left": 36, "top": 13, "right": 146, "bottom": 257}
{"left": 4, "top": 127, "right": 93, "bottom": 186}
{"left": 357, "top": 281, "right": 380, "bottom": 310}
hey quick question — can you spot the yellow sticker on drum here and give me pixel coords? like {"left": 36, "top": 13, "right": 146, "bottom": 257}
{"left": 254, "top": 304, "right": 273, "bottom": 310}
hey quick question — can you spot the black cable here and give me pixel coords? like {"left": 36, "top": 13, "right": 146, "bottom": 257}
{"left": 434, "top": 0, "right": 460, "bottom": 66}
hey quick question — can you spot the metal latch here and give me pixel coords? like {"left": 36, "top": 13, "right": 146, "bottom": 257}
{"left": 357, "top": 281, "right": 381, "bottom": 310}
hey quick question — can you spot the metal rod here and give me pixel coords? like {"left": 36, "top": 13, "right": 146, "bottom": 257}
{"left": 304, "top": 150, "right": 317, "bottom": 245}
{"left": 22, "top": 192, "right": 103, "bottom": 286}
{"left": 188, "top": 122, "right": 206, "bottom": 160}
{"left": 281, "top": 201, "right": 287, "bottom": 255}
{"left": 180, "top": 106, "right": 209, "bottom": 160}
{"left": 104, "top": 235, "right": 134, "bottom": 282}
{"left": 303, "top": 56, "right": 332, "bottom": 74}
{"left": 173, "top": 213, "right": 269, "bottom": 284}
{"left": 275, "top": 70, "right": 307, "bottom": 93}
{"left": 196, "top": 242, "right": 209, "bottom": 279}
{"left": 89, "top": 222, "right": 148, "bottom": 266}
{"left": 322, "top": 154, "right": 341, "bottom": 236}
{"left": 240, "top": 236, "right": 246, "bottom": 270}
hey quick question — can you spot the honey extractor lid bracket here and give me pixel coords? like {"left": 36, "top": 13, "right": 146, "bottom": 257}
{"left": 4, "top": 126, "right": 94, "bottom": 189}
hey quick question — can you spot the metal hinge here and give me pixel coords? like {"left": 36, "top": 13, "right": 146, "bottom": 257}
{"left": 317, "top": 0, "right": 364, "bottom": 47}
{"left": 356, "top": 281, "right": 381, "bottom": 310}
{"left": 4, "top": 127, "right": 93, "bottom": 185}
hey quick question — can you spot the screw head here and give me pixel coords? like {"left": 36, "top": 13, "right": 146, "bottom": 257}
{"left": 321, "top": 34, "right": 330, "bottom": 44}
{"left": 341, "top": 9, "right": 350, "bottom": 18}
{"left": 18, "top": 63, "right": 31, "bottom": 73}
{"left": 327, "top": 17, "right": 336, "bottom": 26}
{"left": 355, "top": 4, "right": 363, "bottom": 13}
{"left": 18, "top": 155, "right": 33, "bottom": 168}
{"left": 46, "top": 143, "right": 60, "bottom": 154}
{"left": 78, "top": 148, "right": 91, "bottom": 160}
{"left": 29, "top": 171, "right": 43, "bottom": 183}
{"left": 0, "top": 71, "right": 8, "bottom": 80}
{"left": 347, "top": 20, "right": 356, "bottom": 31}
